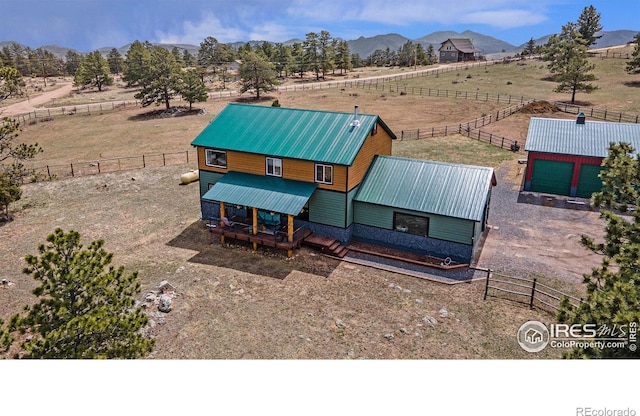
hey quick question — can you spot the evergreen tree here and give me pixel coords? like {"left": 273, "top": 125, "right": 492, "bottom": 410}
{"left": 178, "top": 68, "right": 208, "bottom": 110}
{"left": 303, "top": 32, "right": 321, "bottom": 80}
{"left": 335, "top": 40, "right": 351, "bottom": 74}
{"left": 7, "top": 228, "right": 154, "bottom": 358}
{"left": 558, "top": 142, "right": 640, "bottom": 359}
{"left": 318, "top": 30, "right": 334, "bottom": 79}
{"left": 273, "top": 43, "right": 293, "bottom": 78}
{"left": 0, "top": 118, "right": 42, "bottom": 219}
{"left": 0, "top": 66, "right": 26, "bottom": 101}
{"left": 626, "top": 33, "right": 640, "bottom": 75}
{"left": 135, "top": 46, "right": 182, "bottom": 109}
{"left": 74, "top": 51, "right": 113, "bottom": 91}
{"left": 524, "top": 38, "right": 537, "bottom": 57}
{"left": 171, "top": 46, "right": 184, "bottom": 67}
{"left": 425, "top": 44, "right": 437, "bottom": 65}
{"left": 543, "top": 22, "right": 598, "bottom": 103}
{"left": 123, "top": 40, "right": 152, "bottom": 87}
{"left": 238, "top": 50, "right": 278, "bottom": 100}
{"left": 106, "top": 48, "right": 124, "bottom": 74}
{"left": 64, "top": 50, "right": 83, "bottom": 76}
{"left": 577, "top": 5, "right": 603, "bottom": 48}
{"left": 182, "top": 49, "right": 197, "bottom": 67}
{"left": 290, "top": 42, "right": 305, "bottom": 78}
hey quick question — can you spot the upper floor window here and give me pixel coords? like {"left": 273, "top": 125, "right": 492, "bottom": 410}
{"left": 205, "top": 149, "right": 227, "bottom": 168}
{"left": 266, "top": 157, "right": 282, "bottom": 177}
{"left": 315, "top": 164, "right": 333, "bottom": 184}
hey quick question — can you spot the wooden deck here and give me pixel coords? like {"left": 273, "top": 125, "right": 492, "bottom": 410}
{"left": 209, "top": 222, "right": 312, "bottom": 253}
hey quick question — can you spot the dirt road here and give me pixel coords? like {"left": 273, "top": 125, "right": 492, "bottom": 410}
{"left": 0, "top": 82, "right": 74, "bottom": 117}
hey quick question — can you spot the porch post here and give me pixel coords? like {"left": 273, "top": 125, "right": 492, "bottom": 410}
{"left": 252, "top": 207, "right": 258, "bottom": 250}
{"left": 287, "top": 214, "right": 294, "bottom": 257}
{"left": 219, "top": 202, "right": 225, "bottom": 243}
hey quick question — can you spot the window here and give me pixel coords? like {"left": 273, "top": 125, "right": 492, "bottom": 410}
{"left": 371, "top": 123, "right": 378, "bottom": 136}
{"left": 266, "top": 157, "right": 282, "bottom": 177}
{"left": 205, "top": 149, "right": 227, "bottom": 168}
{"left": 393, "top": 212, "right": 429, "bottom": 237}
{"left": 315, "top": 164, "right": 333, "bottom": 184}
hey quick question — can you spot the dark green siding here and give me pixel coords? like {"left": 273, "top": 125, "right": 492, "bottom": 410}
{"left": 309, "top": 189, "right": 347, "bottom": 228}
{"left": 199, "top": 170, "right": 225, "bottom": 197}
{"left": 530, "top": 159, "right": 574, "bottom": 196}
{"left": 346, "top": 186, "right": 359, "bottom": 226}
{"left": 353, "top": 202, "right": 474, "bottom": 245}
{"left": 576, "top": 164, "right": 603, "bottom": 198}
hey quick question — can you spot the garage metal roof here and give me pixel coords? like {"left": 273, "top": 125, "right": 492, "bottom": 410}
{"left": 525, "top": 117, "right": 640, "bottom": 157}
{"left": 354, "top": 156, "right": 496, "bottom": 222}
{"left": 201, "top": 171, "right": 317, "bottom": 216}
{"left": 191, "top": 103, "right": 396, "bottom": 166}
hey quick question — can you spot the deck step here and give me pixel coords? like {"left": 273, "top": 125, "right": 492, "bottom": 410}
{"left": 303, "top": 233, "right": 349, "bottom": 258}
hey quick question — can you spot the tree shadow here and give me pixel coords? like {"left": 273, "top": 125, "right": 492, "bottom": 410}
{"left": 166, "top": 220, "right": 341, "bottom": 279}
{"left": 623, "top": 81, "right": 640, "bottom": 88}
{"left": 127, "top": 106, "right": 206, "bottom": 121}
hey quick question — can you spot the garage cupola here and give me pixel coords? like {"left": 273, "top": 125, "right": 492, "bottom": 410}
{"left": 576, "top": 112, "right": 586, "bottom": 125}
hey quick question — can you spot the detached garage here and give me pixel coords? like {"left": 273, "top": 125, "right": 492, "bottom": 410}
{"left": 524, "top": 115, "right": 640, "bottom": 198}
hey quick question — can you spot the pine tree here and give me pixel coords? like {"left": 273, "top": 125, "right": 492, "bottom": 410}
{"left": 123, "top": 40, "right": 151, "bottom": 87}
{"left": 543, "top": 22, "right": 598, "bottom": 103}
{"left": 0, "top": 118, "right": 42, "bottom": 219}
{"left": 577, "top": 5, "right": 603, "bottom": 48}
{"left": 178, "top": 68, "right": 208, "bottom": 110}
{"left": 135, "top": 46, "right": 182, "bottom": 109}
{"left": 238, "top": 51, "right": 278, "bottom": 100}
{"left": 626, "top": 33, "right": 640, "bottom": 75}
{"left": 0, "top": 66, "right": 25, "bottom": 101}
{"left": 74, "top": 50, "right": 113, "bottom": 91}
{"left": 106, "top": 48, "right": 124, "bottom": 75}
{"left": 7, "top": 228, "right": 154, "bottom": 359}
{"left": 558, "top": 142, "right": 640, "bottom": 359}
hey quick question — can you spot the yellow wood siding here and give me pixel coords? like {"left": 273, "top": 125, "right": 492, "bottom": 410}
{"left": 347, "top": 123, "right": 393, "bottom": 190}
{"left": 198, "top": 147, "right": 347, "bottom": 191}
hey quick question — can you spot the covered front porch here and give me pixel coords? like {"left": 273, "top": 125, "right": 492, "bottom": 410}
{"left": 202, "top": 171, "right": 317, "bottom": 257}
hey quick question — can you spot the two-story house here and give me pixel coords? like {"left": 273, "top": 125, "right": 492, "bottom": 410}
{"left": 191, "top": 103, "right": 495, "bottom": 263}
{"left": 438, "top": 38, "right": 480, "bottom": 63}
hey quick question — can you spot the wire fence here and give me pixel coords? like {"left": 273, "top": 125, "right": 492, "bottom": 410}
{"left": 22, "top": 149, "right": 196, "bottom": 183}
{"left": 475, "top": 267, "right": 584, "bottom": 315}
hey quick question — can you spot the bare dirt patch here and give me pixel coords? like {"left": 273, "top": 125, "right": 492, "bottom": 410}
{"left": 0, "top": 164, "right": 566, "bottom": 359}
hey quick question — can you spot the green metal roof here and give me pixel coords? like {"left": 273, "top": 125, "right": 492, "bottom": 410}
{"left": 525, "top": 117, "right": 640, "bottom": 157}
{"left": 191, "top": 103, "right": 397, "bottom": 165}
{"left": 354, "top": 156, "right": 496, "bottom": 222}
{"left": 202, "top": 171, "right": 317, "bottom": 216}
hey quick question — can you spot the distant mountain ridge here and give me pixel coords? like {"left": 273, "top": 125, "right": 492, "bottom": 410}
{"left": 1, "top": 29, "right": 637, "bottom": 60}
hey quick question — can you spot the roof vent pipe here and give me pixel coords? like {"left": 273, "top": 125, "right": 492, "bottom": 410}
{"left": 351, "top": 105, "right": 361, "bottom": 127}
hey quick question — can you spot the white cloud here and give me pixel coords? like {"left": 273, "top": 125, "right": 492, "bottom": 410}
{"left": 285, "top": 0, "right": 551, "bottom": 29}
{"left": 156, "top": 12, "right": 248, "bottom": 45}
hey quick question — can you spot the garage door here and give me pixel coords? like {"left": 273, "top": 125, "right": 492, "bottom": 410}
{"left": 530, "top": 159, "right": 574, "bottom": 196}
{"left": 576, "top": 164, "right": 604, "bottom": 199}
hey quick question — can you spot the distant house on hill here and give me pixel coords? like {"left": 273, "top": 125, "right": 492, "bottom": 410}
{"left": 438, "top": 38, "right": 481, "bottom": 63}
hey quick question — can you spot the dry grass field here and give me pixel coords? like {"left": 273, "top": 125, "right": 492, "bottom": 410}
{"left": 1, "top": 51, "right": 638, "bottom": 359}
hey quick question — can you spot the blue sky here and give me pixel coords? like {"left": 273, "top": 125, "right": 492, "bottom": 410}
{"left": 1, "top": 0, "right": 638, "bottom": 52}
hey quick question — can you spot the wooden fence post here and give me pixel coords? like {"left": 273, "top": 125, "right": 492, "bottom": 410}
{"left": 483, "top": 269, "right": 491, "bottom": 300}
{"left": 530, "top": 278, "right": 537, "bottom": 309}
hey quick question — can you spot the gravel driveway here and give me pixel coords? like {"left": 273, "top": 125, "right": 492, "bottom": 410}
{"left": 476, "top": 160, "right": 604, "bottom": 283}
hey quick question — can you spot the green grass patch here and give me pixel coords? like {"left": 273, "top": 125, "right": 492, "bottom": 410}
{"left": 392, "top": 134, "right": 519, "bottom": 168}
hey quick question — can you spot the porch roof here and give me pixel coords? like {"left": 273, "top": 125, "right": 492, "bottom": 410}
{"left": 202, "top": 171, "right": 317, "bottom": 216}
